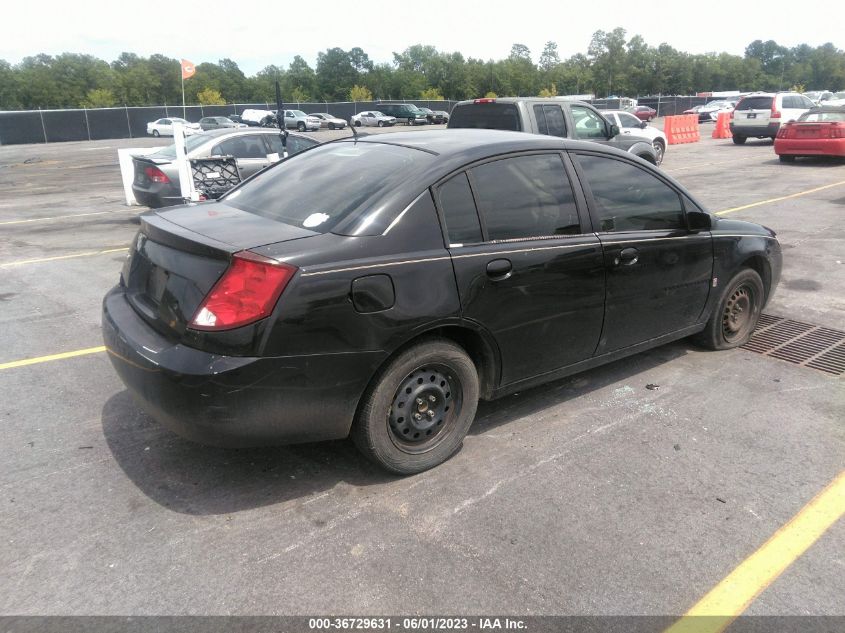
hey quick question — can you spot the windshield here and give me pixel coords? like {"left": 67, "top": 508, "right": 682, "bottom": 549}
{"left": 222, "top": 142, "right": 434, "bottom": 234}
{"left": 149, "top": 133, "right": 213, "bottom": 159}
{"left": 292, "top": 110, "right": 307, "bottom": 117}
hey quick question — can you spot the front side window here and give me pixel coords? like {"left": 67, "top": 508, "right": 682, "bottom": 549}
{"left": 571, "top": 106, "right": 608, "bottom": 140}
{"left": 575, "top": 154, "right": 684, "bottom": 233}
{"left": 470, "top": 154, "right": 581, "bottom": 240}
{"left": 618, "top": 112, "right": 642, "bottom": 128}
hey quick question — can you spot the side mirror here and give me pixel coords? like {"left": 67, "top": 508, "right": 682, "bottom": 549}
{"left": 687, "top": 210, "right": 712, "bottom": 231}
{"left": 609, "top": 123, "right": 620, "bottom": 138}
{"left": 640, "top": 121, "right": 648, "bottom": 129}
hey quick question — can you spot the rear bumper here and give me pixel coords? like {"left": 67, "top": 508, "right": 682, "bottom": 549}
{"left": 774, "top": 138, "right": 845, "bottom": 156}
{"left": 102, "top": 286, "right": 383, "bottom": 447}
{"left": 730, "top": 122, "right": 780, "bottom": 138}
{"left": 131, "top": 184, "right": 183, "bottom": 208}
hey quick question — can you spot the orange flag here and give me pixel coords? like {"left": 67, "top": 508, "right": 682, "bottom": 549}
{"left": 181, "top": 59, "right": 196, "bottom": 80}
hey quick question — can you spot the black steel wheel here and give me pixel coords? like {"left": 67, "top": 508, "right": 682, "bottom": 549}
{"left": 695, "top": 269, "right": 764, "bottom": 350}
{"left": 352, "top": 339, "right": 479, "bottom": 474}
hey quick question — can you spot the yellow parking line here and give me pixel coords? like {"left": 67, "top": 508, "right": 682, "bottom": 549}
{"left": 0, "top": 247, "right": 128, "bottom": 268}
{"left": 0, "top": 211, "right": 110, "bottom": 226}
{"left": 0, "top": 346, "right": 106, "bottom": 371}
{"left": 664, "top": 470, "right": 845, "bottom": 633}
{"left": 716, "top": 180, "right": 845, "bottom": 215}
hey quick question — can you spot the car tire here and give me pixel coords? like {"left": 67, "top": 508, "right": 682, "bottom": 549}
{"left": 328, "top": 123, "right": 335, "bottom": 130}
{"left": 355, "top": 120, "right": 362, "bottom": 127}
{"left": 653, "top": 140, "right": 665, "bottom": 166}
{"left": 732, "top": 134, "right": 747, "bottom": 145}
{"left": 779, "top": 155, "right": 796, "bottom": 162}
{"left": 352, "top": 339, "right": 479, "bottom": 475}
{"left": 695, "top": 269, "right": 764, "bottom": 350}
{"left": 378, "top": 120, "right": 384, "bottom": 127}
{"left": 152, "top": 130, "right": 160, "bottom": 137}
{"left": 297, "top": 122, "right": 306, "bottom": 132}
{"left": 408, "top": 118, "right": 415, "bottom": 126}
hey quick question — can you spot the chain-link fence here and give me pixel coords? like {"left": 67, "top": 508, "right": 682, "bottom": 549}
{"left": 0, "top": 97, "right": 714, "bottom": 145}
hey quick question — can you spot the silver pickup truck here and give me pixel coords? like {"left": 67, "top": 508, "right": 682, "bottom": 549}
{"left": 448, "top": 97, "right": 658, "bottom": 165}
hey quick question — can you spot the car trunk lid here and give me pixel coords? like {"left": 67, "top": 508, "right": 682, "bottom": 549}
{"left": 123, "top": 202, "right": 318, "bottom": 338}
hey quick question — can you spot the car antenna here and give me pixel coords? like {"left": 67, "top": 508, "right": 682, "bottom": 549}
{"left": 275, "top": 80, "right": 288, "bottom": 157}
{"left": 349, "top": 113, "right": 359, "bottom": 141}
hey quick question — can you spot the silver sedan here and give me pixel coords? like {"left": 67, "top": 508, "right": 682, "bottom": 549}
{"left": 308, "top": 113, "right": 348, "bottom": 130}
{"left": 351, "top": 111, "right": 397, "bottom": 127}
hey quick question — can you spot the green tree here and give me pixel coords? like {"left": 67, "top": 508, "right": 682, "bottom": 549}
{"left": 537, "top": 84, "right": 557, "bottom": 97}
{"left": 420, "top": 87, "right": 443, "bottom": 100}
{"left": 81, "top": 88, "right": 117, "bottom": 107}
{"left": 197, "top": 87, "right": 225, "bottom": 105}
{"left": 316, "top": 47, "right": 359, "bottom": 101}
{"left": 285, "top": 55, "right": 317, "bottom": 101}
{"left": 538, "top": 41, "right": 560, "bottom": 72}
{"left": 349, "top": 85, "right": 373, "bottom": 101}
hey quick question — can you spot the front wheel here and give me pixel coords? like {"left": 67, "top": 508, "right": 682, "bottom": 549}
{"left": 732, "top": 134, "right": 746, "bottom": 145}
{"left": 152, "top": 130, "right": 160, "bottom": 137}
{"left": 408, "top": 117, "right": 415, "bottom": 126}
{"left": 695, "top": 269, "right": 764, "bottom": 350}
{"left": 653, "top": 140, "right": 665, "bottom": 165}
{"left": 377, "top": 120, "right": 384, "bottom": 127}
{"left": 779, "top": 155, "right": 796, "bottom": 162}
{"left": 297, "top": 121, "right": 306, "bottom": 132}
{"left": 355, "top": 120, "right": 362, "bottom": 127}
{"left": 328, "top": 123, "right": 335, "bottom": 130}
{"left": 352, "top": 339, "right": 479, "bottom": 474}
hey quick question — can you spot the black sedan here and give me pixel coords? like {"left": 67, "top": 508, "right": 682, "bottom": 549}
{"left": 104, "top": 130, "right": 782, "bottom": 474}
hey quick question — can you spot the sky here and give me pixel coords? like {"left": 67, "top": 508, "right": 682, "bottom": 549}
{"left": 1, "top": 0, "right": 842, "bottom": 74}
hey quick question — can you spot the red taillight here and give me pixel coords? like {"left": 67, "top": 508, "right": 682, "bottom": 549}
{"left": 144, "top": 166, "right": 170, "bottom": 183}
{"left": 770, "top": 104, "right": 781, "bottom": 120}
{"left": 189, "top": 251, "right": 297, "bottom": 331}
{"left": 776, "top": 126, "right": 789, "bottom": 138}
{"left": 474, "top": 98, "right": 496, "bottom": 104}
{"left": 830, "top": 123, "right": 845, "bottom": 138}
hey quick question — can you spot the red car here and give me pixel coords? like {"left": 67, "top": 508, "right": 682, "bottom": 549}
{"left": 774, "top": 107, "right": 845, "bottom": 162}
{"left": 627, "top": 105, "right": 658, "bottom": 121}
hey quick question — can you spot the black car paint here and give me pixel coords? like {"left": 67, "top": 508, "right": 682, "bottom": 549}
{"left": 104, "top": 130, "right": 781, "bottom": 447}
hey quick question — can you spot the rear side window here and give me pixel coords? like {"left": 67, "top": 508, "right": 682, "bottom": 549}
{"left": 737, "top": 97, "right": 773, "bottom": 111}
{"left": 448, "top": 103, "right": 522, "bottom": 131}
{"left": 215, "top": 135, "right": 268, "bottom": 159}
{"left": 534, "top": 104, "right": 567, "bottom": 137}
{"left": 470, "top": 154, "right": 581, "bottom": 240}
{"left": 575, "top": 154, "right": 684, "bottom": 232}
{"left": 437, "top": 173, "right": 482, "bottom": 245}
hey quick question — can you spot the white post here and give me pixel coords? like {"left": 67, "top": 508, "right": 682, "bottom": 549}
{"left": 173, "top": 122, "right": 198, "bottom": 202}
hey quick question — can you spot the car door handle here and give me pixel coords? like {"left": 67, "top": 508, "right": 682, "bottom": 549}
{"left": 614, "top": 247, "right": 639, "bottom": 266}
{"left": 486, "top": 258, "right": 512, "bottom": 279}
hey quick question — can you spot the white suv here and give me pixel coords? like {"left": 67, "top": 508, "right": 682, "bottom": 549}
{"left": 730, "top": 92, "right": 815, "bottom": 144}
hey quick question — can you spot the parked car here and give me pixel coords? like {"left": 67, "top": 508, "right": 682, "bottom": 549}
{"left": 104, "top": 129, "right": 781, "bottom": 474}
{"left": 803, "top": 91, "right": 834, "bottom": 106}
{"left": 146, "top": 118, "right": 201, "bottom": 137}
{"left": 279, "top": 110, "right": 322, "bottom": 131}
{"left": 729, "top": 92, "right": 816, "bottom": 144}
{"left": 774, "top": 106, "right": 845, "bottom": 162}
{"left": 447, "top": 97, "right": 658, "bottom": 164}
{"left": 199, "top": 116, "right": 246, "bottom": 131}
{"left": 351, "top": 111, "right": 397, "bottom": 127}
{"left": 686, "top": 100, "right": 737, "bottom": 123}
{"left": 626, "top": 105, "right": 657, "bottom": 121}
{"left": 431, "top": 110, "right": 450, "bottom": 124}
{"left": 308, "top": 113, "right": 348, "bottom": 130}
{"left": 601, "top": 110, "right": 667, "bottom": 165}
{"left": 376, "top": 103, "right": 429, "bottom": 125}
{"left": 131, "top": 129, "right": 319, "bottom": 208}
{"left": 419, "top": 107, "right": 447, "bottom": 124}
{"left": 826, "top": 91, "right": 845, "bottom": 106}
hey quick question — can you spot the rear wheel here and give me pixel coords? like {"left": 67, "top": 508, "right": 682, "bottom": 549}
{"left": 695, "top": 269, "right": 764, "bottom": 350}
{"left": 779, "top": 155, "right": 796, "bottom": 162}
{"left": 352, "top": 339, "right": 479, "bottom": 474}
{"left": 328, "top": 123, "right": 335, "bottom": 130}
{"left": 355, "top": 120, "right": 362, "bottom": 127}
{"left": 732, "top": 134, "right": 747, "bottom": 145}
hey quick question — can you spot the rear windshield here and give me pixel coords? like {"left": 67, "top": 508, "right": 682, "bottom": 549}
{"left": 798, "top": 110, "right": 845, "bottom": 122}
{"left": 449, "top": 103, "right": 522, "bottom": 131}
{"left": 736, "top": 96, "right": 773, "bottom": 111}
{"left": 221, "top": 141, "right": 433, "bottom": 234}
{"left": 149, "top": 134, "right": 214, "bottom": 159}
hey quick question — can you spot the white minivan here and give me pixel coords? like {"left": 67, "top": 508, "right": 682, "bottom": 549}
{"left": 729, "top": 92, "right": 815, "bottom": 144}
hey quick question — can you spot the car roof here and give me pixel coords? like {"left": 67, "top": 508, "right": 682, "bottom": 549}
{"left": 454, "top": 97, "right": 589, "bottom": 106}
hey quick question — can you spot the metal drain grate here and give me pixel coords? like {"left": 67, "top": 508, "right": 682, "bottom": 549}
{"left": 742, "top": 314, "right": 845, "bottom": 376}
